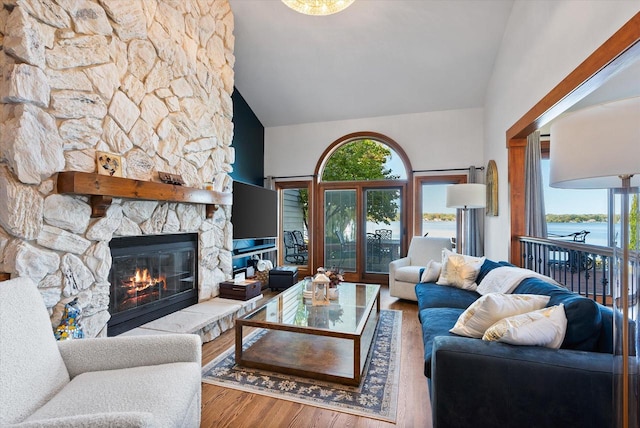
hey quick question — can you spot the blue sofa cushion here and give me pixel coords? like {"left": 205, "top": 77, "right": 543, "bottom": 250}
{"left": 415, "top": 282, "right": 480, "bottom": 311}
{"left": 418, "top": 307, "right": 464, "bottom": 377}
{"left": 597, "top": 306, "right": 615, "bottom": 354}
{"left": 597, "top": 305, "right": 638, "bottom": 355}
{"left": 512, "top": 277, "right": 602, "bottom": 351}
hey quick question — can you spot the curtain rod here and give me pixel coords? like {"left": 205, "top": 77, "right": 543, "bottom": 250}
{"left": 412, "top": 166, "right": 484, "bottom": 173}
{"left": 264, "top": 174, "right": 317, "bottom": 180}
{"left": 267, "top": 166, "right": 484, "bottom": 179}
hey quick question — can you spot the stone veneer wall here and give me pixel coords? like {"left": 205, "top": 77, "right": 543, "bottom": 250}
{"left": 0, "top": 0, "right": 235, "bottom": 338}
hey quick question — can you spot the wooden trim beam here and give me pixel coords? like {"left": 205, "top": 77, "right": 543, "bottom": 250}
{"left": 507, "top": 12, "right": 640, "bottom": 265}
{"left": 508, "top": 139, "right": 527, "bottom": 264}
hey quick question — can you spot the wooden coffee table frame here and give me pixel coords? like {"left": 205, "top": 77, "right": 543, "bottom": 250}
{"left": 235, "top": 282, "right": 381, "bottom": 386}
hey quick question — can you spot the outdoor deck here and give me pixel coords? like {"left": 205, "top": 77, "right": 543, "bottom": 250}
{"left": 519, "top": 236, "right": 638, "bottom": 318}
{"left": 324, "top": 239, "right": 400, "bottom": 274}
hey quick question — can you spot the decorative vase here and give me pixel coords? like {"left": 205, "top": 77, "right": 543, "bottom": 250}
{"left": 328, "top": 288, "right": 339, "bottom": 300}
{"left": 54, "top": 298, "right": 84, "bottom": 340}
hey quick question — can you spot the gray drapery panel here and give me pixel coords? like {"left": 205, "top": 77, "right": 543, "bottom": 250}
{"left": 525, "top": 130, "right": 547, "bottom": 237}
{"left": 467, "top": 166, "right": 484, "bottom": 256}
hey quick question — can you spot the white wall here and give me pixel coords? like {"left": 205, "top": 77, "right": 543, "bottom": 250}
{"left": 264, "top": 108, "right": 484, "bottom": 178}
{"left": 264, "top": 0, "right": 639, "bottom": 262}
{"left": 483, "top": 0, "right": 640, "bottom": 260}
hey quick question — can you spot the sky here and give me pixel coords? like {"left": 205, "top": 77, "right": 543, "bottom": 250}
{"left": 385, "top": 144, "right": 609, "bottom": 215}
{"left": 415, "top": 160, "right": 609, "bottom": 215}
{"left": 540, "top": 160, "right": 608, "bottom": 215}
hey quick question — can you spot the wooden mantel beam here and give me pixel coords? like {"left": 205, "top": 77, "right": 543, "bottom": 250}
{"left": 57, "top": 171, "right": 232, "bottom": 218}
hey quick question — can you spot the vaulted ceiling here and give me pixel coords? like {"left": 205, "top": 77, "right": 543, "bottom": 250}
{"left": 229, "top": 0, "right": 515, "bottom": 127}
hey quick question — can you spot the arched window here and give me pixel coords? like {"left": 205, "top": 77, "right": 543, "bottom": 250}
{"left": 314, "top": 133, "right": 411, "bottom": 282}
{"left": 321, "top": 138, "right": 407, "bottom": 182}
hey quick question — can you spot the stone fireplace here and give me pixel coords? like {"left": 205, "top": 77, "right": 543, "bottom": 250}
{"left": 0, "top": 1, "right": 236, "bottom": 338}
{"left": 108, "top": 233, "right": 198, "bottom": 336}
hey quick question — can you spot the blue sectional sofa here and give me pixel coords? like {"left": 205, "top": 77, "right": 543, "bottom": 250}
{"left": 416, "top": 259, "right": 626, "bottom": 428}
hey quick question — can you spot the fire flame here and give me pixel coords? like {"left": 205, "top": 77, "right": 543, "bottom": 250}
{"left": 126, "top": 268, "right": 165, "bottom": 293}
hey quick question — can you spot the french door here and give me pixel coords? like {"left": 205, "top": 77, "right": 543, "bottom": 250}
{"left": 318, "top": 181, "right": 405, "bottom": 284}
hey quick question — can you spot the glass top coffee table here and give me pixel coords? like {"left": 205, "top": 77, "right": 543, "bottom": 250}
{"left": 235, "top": 281, "right": 380, "bottom": 386}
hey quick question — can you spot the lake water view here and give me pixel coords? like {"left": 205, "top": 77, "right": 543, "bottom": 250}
{"left": 368, "top": 221, "right": 610, "bottom": 247}
{"left": 545, "top": 222, "right": 609, "bottom": 247}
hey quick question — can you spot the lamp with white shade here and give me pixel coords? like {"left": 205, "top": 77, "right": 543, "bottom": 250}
{"left": 446, "top": 183, "right": 486, "bottom": 255}
{"left": 550, "top": 96, "right": 640, "bottom": 428}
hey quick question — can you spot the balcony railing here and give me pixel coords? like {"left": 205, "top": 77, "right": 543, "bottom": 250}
{"left": 518, "top": 237, "right": 639, "bottom": 320}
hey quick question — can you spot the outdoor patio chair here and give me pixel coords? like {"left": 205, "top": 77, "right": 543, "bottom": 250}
{"left": 548, "top": 230, "right": 594, "bottom": 272}
{"left": 292, "top": 230, "right": 308, "bottom": 251}
{"left": 375, "top": 229, "right": 393, "bottom": 260}
{"left": 284, "top": 231, "right": 308, "bottom": 264}
{"left": 367, "top": 232, "right": 381, "bottom": 267}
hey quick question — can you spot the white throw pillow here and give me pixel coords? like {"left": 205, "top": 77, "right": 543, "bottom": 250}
{"left": 482, "top": 304, "right": 567, "bottom": 349}
{"left": 420, "top": 260, "right": 442, "bottom": 283}
{"left": 477, "top": 266, "right": 562, "bottom": 295}
{"left": 450, "top": 294, "right": 550, "bottom": 338}
{"left": 436, "top": 248, "right": 485, "bottom": 290}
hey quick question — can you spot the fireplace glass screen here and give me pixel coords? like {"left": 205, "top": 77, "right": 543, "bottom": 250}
{"left": 108, "top": 233, "right": 198, "bottom": 335}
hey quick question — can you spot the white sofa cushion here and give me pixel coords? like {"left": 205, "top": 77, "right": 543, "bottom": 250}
{"left": 420, "top": 260, "right": 442, "bottom": 283}
{"left": 483, "top": 304, "right": 568, "bottom": 349}
{"left": 450, "top": 293, "right": 550, "bottom": 338}
{"left": 477, "top": 265, "right": 562, "bottom": 295}
{"left": 0, "top": 278, "right": 71, "bottom": 425}
{"left": 25, "top": 362, "right": 201, "bottom": 427}
{"left": 394, "top": 265, "right": 424, "bottom": 284}
{"left": 436, "top": 249, "right": 485, "bottom": 290}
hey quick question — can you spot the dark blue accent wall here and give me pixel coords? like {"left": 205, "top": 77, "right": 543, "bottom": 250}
{"left": 231, "top": 88, "right": 264, "bottom": 186}
{"left": 230, "top": 88, "right": 272, "bottom": 265}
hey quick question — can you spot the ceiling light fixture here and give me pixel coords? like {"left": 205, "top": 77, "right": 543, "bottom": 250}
{"left": 282, "top": 0, "right": 355, "bottom": 16}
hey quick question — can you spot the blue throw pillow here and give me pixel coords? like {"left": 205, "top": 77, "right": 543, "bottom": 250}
{"left": 513, "top": 277, "right": 602, "bottom": 351}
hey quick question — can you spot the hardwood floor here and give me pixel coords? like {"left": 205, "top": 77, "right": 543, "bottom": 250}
{"left": 200, "top": 285, "right": 432, "bottom": 427}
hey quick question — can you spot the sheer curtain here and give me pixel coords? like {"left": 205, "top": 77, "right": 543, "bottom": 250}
{"left": 468, "top": 166, "right": 484, "bottom": 256}
{"left": 525, "top": 130, "right": 547, "bottom": 237}
{"left": 264, "top": 176, "right": 275, "bottom": 190}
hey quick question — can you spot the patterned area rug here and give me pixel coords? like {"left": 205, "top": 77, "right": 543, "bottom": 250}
{"left": 201, "top": 310, "right": 402, "bottom": 422}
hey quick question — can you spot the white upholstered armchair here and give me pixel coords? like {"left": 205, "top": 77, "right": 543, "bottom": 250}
{"left": 0, "top": 277, "right": 202, "bottom": 427}
{"left": 388, "top": 236, "right": 452, "bottom": 301}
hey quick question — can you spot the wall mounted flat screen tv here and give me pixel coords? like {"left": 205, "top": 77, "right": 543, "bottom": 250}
{"left": 231, "top": 181, "right": 277, "bottom": 240}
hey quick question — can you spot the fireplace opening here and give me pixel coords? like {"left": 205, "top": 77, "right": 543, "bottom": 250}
{"left": 107, "top": 233, "right": 198, "bottom": 336}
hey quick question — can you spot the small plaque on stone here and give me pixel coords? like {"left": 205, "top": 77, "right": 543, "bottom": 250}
{"left": 158, "top": 172, "right": 185, "bottom": 185}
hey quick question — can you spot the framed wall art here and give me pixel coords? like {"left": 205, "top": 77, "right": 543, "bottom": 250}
{"left": 96, "top": 151, "right": 122, "bottom": 177}
{"left": 486, "top": 160, "right": 498, "bottom": 216}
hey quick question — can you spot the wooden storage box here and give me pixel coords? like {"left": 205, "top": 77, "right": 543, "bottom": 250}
{"left": 219, "top": 279, "right": 261, "bottom": 301}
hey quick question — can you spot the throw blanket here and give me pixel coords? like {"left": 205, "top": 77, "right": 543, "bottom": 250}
{"left": 477, "top": 266, "right": 562, "bottom": 295}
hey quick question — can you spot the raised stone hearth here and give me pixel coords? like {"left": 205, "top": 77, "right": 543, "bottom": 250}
{"left": 0, "top": 0, "right": 236, "bottom": 339}
{"left": 121, "top": 295, "right": 261, "bottom": 343}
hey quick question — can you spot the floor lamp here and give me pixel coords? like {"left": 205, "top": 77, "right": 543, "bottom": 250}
{"left": 550, "top": 96, "right": 640, "bottom": 428}
{"left": 446, "top": 183, "right": 486, "bottom": 255}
